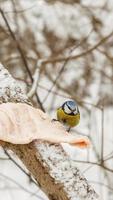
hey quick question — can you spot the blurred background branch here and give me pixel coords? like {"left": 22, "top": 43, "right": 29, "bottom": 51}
{"left": 0, "top": 0, "right": 113, "bottom": 199}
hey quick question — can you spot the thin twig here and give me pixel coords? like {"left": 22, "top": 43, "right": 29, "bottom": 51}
{"left": 0, "top": 173, "right": 43, "bottom": 199}
{"left": 74, "top": 159, "right": 113, "bottom": 173}
{"left": 103, "top": 154, "right": 113, "bottom": 162}
{"left": 0, "top": 8, "right": 45, "bottom": 112}
{"left": 101, "top": 106, "right": 104, "bottom": 163}
{"left": 89, "top": 181, "right": 113, "bottom": 192}
{"left": 40, "top": 31, "right": 113, "bottom": 65}
{"left": 42, "top": 29, "right": 93, "bottom": 103}
{"left": 4, "top": 150, "right": 37, "bottom": 186}
{"left": 27, "top": 68, "right": 39, "bottom": 98}
{"left": 27, "top": 60, "right": 44, "bottom": 98}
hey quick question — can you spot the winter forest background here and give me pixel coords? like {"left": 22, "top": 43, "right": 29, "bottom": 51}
{"left": 0, "top": 0, "right": 113, "bottom": 199}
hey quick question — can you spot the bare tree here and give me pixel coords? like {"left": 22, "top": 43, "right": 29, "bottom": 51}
{"left": 0, "top": 0, "right": 113, "bottom": 199}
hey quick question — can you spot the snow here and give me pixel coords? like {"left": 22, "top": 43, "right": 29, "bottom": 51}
{"left": 0, "top": 0, "right": 113, "bottom": 199}
{"left": 36, "top": 143, "right": 98, "bottom": 200}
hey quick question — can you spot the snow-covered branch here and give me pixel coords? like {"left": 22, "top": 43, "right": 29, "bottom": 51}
{"left": 0, "top": 63, "right": 99, "bottom": 200}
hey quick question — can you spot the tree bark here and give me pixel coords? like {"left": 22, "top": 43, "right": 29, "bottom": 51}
{"left": 0, "top": 63, "right": 99, "bottom": 200}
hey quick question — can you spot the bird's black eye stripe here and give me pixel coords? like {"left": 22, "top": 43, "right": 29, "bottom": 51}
{"left": 66, "top": 102, "right": 72, "bottom": 111}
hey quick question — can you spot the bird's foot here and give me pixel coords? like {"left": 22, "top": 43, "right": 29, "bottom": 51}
{"left": 67, "top": 127, "right": 71, "bottom": 132}
{"left": 51, "top": 119, "right": 59, "bottom": 122}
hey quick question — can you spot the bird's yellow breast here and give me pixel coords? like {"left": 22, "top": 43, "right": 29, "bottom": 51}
{"left": 57, "top": 108, "right": 80, "bottom": 127}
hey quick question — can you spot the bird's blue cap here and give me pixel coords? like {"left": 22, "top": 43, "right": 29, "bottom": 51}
{"left": 66, "top": 100, "right": 78, "bottom": 111}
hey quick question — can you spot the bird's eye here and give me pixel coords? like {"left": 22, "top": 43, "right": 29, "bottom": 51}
{"left": 64, "top": 104, "right": 71, "bottom": 114}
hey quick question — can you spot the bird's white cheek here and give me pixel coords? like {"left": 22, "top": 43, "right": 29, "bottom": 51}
{"left": 73, "top": 110, "right": 78, "bottom": 115}
{"left": 64, "top": 105, "right": 71, "bottom": 114}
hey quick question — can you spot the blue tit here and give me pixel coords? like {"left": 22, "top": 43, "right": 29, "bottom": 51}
{"left": 57, "top": 100, "right": 80, "bottom": 130}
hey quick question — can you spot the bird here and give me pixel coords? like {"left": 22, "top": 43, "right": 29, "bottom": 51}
{"left": 57, "top": 100, "right": 80, "bottom": 132}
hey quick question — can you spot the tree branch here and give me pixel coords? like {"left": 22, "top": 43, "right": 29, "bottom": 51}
{"left": 0, "top": 63, "right": 98, "bottom": 200}
{"left": 40, "top": 31, "right": 113, "bottom": 65}
{"left": 0, "top": 8, "right": 44, "bottom": 112}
